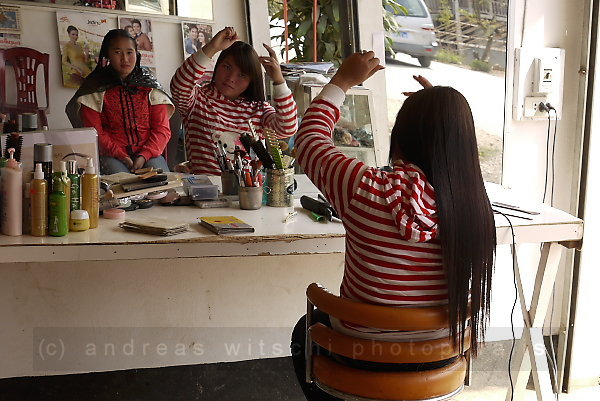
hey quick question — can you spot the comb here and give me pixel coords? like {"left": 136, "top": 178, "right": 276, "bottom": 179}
{"left": 264, "top": 129, "right": 284, "bottom": 169}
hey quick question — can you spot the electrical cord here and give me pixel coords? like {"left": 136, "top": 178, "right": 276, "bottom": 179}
{"left": 493, "top": 209, "right": 518, "bottom": 401}
{"left": 536, "top": 103, "right": 560, "bottom": 399}
{"left": 540, "top": 102, "right": 552, "bottom": 203}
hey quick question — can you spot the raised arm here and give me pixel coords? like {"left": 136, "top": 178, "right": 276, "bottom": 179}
{"left": 295, "top": 51, "right": 384, "bottom": 218}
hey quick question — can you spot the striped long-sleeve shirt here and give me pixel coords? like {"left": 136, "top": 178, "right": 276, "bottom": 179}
{"left": 170, "top": 49, "right": 298, "bottom": 175}
{"left": 296, "top": 84, "right": 448, "bottom": 340}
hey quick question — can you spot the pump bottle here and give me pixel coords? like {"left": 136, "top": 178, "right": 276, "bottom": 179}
{"left": 0, "top": 148, "right": 22, "bottom": 236}
{"left": 81, "top": 158, "right": 99, "bottom": 229}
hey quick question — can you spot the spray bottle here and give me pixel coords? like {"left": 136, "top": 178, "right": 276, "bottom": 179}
{"left": 31, "top": 163, "right": 48, "bottom": 236}
{"left": 0, "top": 148, "right": 22, "bottom": 236}
{"left": 48, "top": 172, "right": 68, "bottom": 237}
{"left": 53, "top": 161, "right": 71, "bottom": 224}
{"left": 81, "top": 158, "right": 99, "bottom": 229}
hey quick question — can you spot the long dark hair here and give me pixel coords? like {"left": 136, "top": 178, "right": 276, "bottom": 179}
{"left": 212, "top": 41, "right": 265, "bottom": 102}
{"left": 389, "top": 86, "right": 496, "bottom": 355}
{"left": 97, "top": 28, "right": 139, "bottom": 73}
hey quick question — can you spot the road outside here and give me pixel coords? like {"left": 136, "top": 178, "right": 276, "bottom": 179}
{"left": 384, "top": 53, "right": 505, "bottom": 183}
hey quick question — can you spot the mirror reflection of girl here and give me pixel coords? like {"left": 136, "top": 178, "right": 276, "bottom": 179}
{"left": 66, "top": 29, "right": 174, "bottom": 174}
{"left": 62, "top": 25, "right": 91, "bottom": 87}
{"left": 170, "top": 26, "right": 297, "bottom": 175}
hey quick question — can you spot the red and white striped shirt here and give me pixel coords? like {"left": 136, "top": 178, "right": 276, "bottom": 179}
{"left": 296, "top": 85, "right": 448, "bottom": 340}
{"left": 170, "top": 50, "right": 298, "bottom": 175}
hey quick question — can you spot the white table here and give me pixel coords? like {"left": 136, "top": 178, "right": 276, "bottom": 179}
{"left": 0, "top": 181, "right": 583, "bottom": 386}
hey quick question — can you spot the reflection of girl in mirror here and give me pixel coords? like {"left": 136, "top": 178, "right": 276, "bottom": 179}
{"left": 66, "top": 29, "right": 174, "bottom": 174}
{"left": 62, "top": 25, "right": 92, "bottom": 88}
{"left": 171, "top": 26, "right": 298, "bottom": 175}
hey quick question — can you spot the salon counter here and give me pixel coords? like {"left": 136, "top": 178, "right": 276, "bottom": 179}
{"left": 0, "top": 179, "right": 583, "bottom": 380}
{"left": 0, "top": 174, "right": 349, "bottom": 378}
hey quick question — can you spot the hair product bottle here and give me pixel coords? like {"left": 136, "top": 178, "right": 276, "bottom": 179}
{"left": 48, "top": 173, "right": 68, "bottom": 237}
{"left": 82, "top": 158, "right": 99, "bottom": 229}
{"left": 67, "top": 160, "right": 80, "bottom": 212}
{"left": 33, "top": 143, "right": 53, "bottom": 189}
{"left": 53, "top": 161, "right": 71, "bottom": 223}
{"left": 0, "top": 148, "right": 23, "bottom": 236}
{"left": 31, "top": 163, "right": 48, "bottom": 237}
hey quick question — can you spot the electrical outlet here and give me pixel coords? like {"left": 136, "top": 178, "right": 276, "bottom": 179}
{"left": 523, "top": 96, "right": 547, "bottom": 118}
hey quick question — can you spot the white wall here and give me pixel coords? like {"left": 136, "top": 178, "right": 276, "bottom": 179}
{"left": 503, "top": 0, "right": 597, "bottom": 390}
{"left": 6, "top": 0, "right": 246, "bottom": 130}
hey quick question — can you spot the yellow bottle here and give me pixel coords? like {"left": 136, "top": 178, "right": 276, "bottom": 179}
{"left": 31, "top": 163, "right": 48, "bottom": 237}
{"left": 81, "top": 158, "right": 99, "bottom": 229}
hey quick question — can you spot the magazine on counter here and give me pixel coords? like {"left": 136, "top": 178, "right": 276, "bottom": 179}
{"left": 198, "top": 216, "right": 255, "bottom": 234}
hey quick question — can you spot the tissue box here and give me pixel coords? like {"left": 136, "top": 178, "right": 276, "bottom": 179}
{"left": 183, "top": 175, "right": 219, "bottom": 200}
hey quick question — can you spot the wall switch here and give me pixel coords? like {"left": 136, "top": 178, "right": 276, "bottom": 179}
{"left": 524, "top": 96, "right": 547, "bottom": 118}
{"left": 513, "top": 48, "right": 565, "bottom": 120}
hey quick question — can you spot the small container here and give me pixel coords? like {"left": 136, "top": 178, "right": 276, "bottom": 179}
{"left": 238, "top": 186, "right": 263, "bottom": 210}
{"left": 183, "top": 175, "right": 219, "bottom": 200}
{"left": 265, "top": 168, "right": 296, "bottom": 207}
{"left": 69, "top": 209, "right": 90, "bottom": 231}
{"left": 103, "top": 208, "right": 126, "bottom": 220}
{"left": 220, "top": 171, "right": 239, "bottom": 196}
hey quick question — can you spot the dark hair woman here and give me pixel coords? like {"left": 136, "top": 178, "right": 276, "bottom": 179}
{"left": 170, "top": 26, "right": 298, "bottom": 175}
{"left": 290, "top": 52, "right": 496, "bottom": 400}
{"left": 66, "top": 29, "right": 174, "bottom": 174}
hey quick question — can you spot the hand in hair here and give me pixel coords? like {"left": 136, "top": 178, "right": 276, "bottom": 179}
{"left": 402, "top": 75, "right": 433, "bottom": 96}
{"left": 329, "top": 50, "right": 384, "bottom": 93}
{"left": 203, "top": 26, "right": 239, "bottom": 58}
{"left": 259, "top": 43, "right": 285, "bottom": 85}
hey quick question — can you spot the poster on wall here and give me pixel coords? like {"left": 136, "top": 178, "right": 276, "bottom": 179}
{"left": 118, "top": 17, "right": 155, "bottom": 68}
{"left": 56, "top": 11, "right": 117, "bottom": 89}
{"left": 181, "top": 22, "right": 212, "bottom": 60}
{"left": 0, "top": 34, "right": 21, "bottom": 49}
{"left": 0, "top": 6, "right": 21, "bottom": 34}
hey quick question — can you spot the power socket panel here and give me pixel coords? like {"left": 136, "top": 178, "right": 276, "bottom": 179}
{"left": 523, "top": 96, "right": 548, "bottom": 119}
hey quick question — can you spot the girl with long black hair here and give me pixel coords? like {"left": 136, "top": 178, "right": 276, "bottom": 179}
{"left": 291, "top": 51, "right": 496, "bottom": 400}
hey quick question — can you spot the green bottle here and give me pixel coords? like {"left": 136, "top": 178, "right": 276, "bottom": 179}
{"left": 48, "top": 175, "right": 68, "bottom": 237}
{"left": 67, "top": 160, "right": 80, "bottom": 211}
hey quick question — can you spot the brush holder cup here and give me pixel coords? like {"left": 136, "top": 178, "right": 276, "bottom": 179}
{"left": 265, "top": 168, "right": 296, "bottom": 207}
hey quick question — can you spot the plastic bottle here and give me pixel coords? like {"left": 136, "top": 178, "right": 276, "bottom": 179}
{"left": 33, "top": 143, "right": 53, "bottom": 190}
{"left": 48, "top": 174, "right": 68, "bottom": 237}
{"left": 53, "top": 161, "right": 71, "bottom": 223}
{"left": 81, "top": 158, "right": 99, "bottom": 229}
{"left": 31, "top": 163, "right": 48, "bottom": 237}
{"left": 67, "top": 160, "right": 80, "bottom": 212}
{"left": 1, "top": 148, "right": 23, "bottom": 236}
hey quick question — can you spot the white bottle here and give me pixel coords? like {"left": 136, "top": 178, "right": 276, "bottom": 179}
{"left": 1, "top": 148, "right": 23, "bottom": 236}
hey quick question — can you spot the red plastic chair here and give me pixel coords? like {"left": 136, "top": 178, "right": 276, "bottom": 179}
{"left": 0, "top": 47, "right": 50, "bottom": 128}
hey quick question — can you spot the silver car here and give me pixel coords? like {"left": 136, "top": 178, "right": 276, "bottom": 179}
{"left": 386, "top": 0, "right": 438, "bottom": 67}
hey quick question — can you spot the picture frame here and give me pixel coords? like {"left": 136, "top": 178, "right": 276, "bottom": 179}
{"left": 181, "top": 22, "right": 213, "bottom": 60}
{"left": 0, "top": 6, "right": 21, "bottom": 34}
{"left": 125, "top": 0, "right": 167, "bottom": 15}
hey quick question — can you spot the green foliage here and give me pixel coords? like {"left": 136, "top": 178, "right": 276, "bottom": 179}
{"left": 269, "top": 0, "right": 342, "bottom": 64}
{"left": 436, "top": 49, "right": 462, "bottom": 64}
{"left": 470, "top": 59, "right": 492, "bottom": 72}
{"left": 437, "top": 0, "right": 453, "bottom": 25}
{"left": 269, "top": 0, "right": 407, "bottom": 64}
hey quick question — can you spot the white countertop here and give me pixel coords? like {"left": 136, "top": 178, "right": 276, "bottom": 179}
{"left": 0, "top": 178, "right": 583, "bottom": 263}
